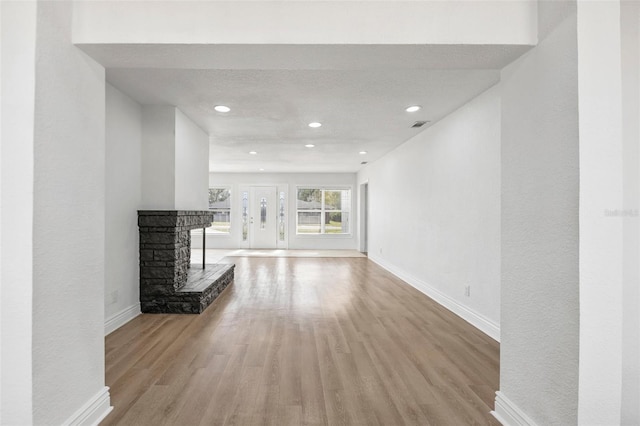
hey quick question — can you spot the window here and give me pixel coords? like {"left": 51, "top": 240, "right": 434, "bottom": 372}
{"left": 208, "top": 188, "right": 231, "bottom": 234}
{"left": 279, "top": 191, "right": 286, "bottom": 241}
{"left": 241, "top": 191, "right": 249, "bottom": 241}
{"left": 296, "top": 188, "right": 351, "bottom": 234}
{"left": 260, "top": 197, "right": 267, "bottom": 229}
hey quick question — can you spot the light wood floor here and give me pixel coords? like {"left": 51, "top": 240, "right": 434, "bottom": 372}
{"left": 103, "top": 257, "right": 500, "bottom": 426}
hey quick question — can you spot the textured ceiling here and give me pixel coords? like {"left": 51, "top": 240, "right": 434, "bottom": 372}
{"left": 99, "top": 44, "right": 530, "bottom": 173}
{"left": 107, "top": 68, "right": 501, "bottom": 172}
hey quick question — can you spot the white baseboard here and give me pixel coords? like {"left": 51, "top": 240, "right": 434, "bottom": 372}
{"left": 368, "top": 254, "right": 500, "bottom": 342}
{"left": 62, "top": 386, "right": 113, "bottom": 426}
{"left": 105, "top": 303, "right": 140, "bottom": 336}
{"left": 492, "top": 391, "right": 538, "bottom": 426}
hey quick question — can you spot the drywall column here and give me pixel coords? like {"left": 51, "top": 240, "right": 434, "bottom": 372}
{"left": 577, "top": 1, "right": 625, "bottom": 424}
{"left": 175, "top": 109, "right": 209, "bottom": 210}
{"left": 31, "top": 2, "right": 111, "bottom": 424}
{"left": 141, "top": 106, "right": 209, "bottom": 210}
{"left": 0, "top": 2, "right": 37, "bottom": 424}
{"left": 141, "top": 106, "right": 176, "bottom": 209}
{"left": 496, "top": 2, "right": 580, "bottom": 425}
{"left": 620, "top": 2, "right": 640, "bottom": 423}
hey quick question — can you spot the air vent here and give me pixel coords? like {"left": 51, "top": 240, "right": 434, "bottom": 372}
{"left": 412, "top": 121, "right": 429, "bottom": 128}
{"left": 361, "top": 161, "right": 368, "bottom": 165}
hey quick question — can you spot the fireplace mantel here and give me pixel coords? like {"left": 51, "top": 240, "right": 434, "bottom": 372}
{"left": 138, "top": 210, "right": 214, "bottom": 230}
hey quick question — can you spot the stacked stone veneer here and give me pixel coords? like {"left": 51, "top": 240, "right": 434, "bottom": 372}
{"left": 138, "top": 210, "right": 234, "bottom": 314}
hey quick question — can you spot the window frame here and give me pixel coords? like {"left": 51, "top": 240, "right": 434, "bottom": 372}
{"left": 295, "top": 187, "right": 352, "bottom": 236}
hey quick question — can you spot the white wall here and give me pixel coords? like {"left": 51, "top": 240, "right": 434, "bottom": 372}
{"left": 357, "top": 86, "right": 501, "bottom": 340}
{"left": 0, "top": 0, "right": 2, "bottom": 417}
{"left": 497, "top": 2, "right": 579, "bottom": 425}
{"left": 141, "top": 106, "right": 175, "bottom": 209}
{"left": 204, "top": 172, "right": 358, "bottom": 250}
{"left": 73, "top": 1, "right": 536, "bottom": 46}
{"left": 31, "top": 2, "right": 110, "bottom": 424}
{"left": 0, "top": 2, "right": 37, "bottom": 423}
{"left": 141, "top": 106, "right": 209, "bottom": 210}
{"left": 105, "top": 83, "right": 142, "bottom": 333}
{"left": 620, "top": 2, "right": 640, "bottom": 423}
{"left": 175, "top": 109, "right": 209, "bottom": 210}
{"left": 578, "top": 1, "right": 630, "bottom": 424}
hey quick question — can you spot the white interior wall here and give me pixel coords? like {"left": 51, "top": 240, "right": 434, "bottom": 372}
{"left": 497, "top": 2, "right": 580, "bottom": 424}
{"left": 203, "top": 172, "right": 358, "bottom": 250}
{"left": 72, "top": 1, "right": 536, "bottom": 46}
{"left": 175, "top": 109, "right": 209, "bottom": 210}
{"left": 141, "top": 106, "right": 209, "bottom": 211}
{"left": 622, "top": 0, "right": 640, "bottom": 421}
{"left": 621, "top": 2, "right": 640, "bottom": 423}
{"left": 141, "top": 106, "right": 176, "bottom": 209}
{"left": 1, "top": 3, "right": 3, "bottom": 418}
{"left": 0, "top": 2, "right": 37, "bottom": 424}
{"left": 577, "top": 1, "right": 626, "bottom": 424}
{"left": 105, "top": 83, "right": 142, "bottom": 333}
{"left": 0, "top": 2, "right": 3, "bottom": 415}
{"left": 357, "top": 86, "right": 501, "bottom": 340}
{"left": 31, "top": 2, "right": 110, "bottom": 424}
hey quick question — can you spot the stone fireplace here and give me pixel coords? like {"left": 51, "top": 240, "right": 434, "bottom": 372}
{"left": 138, "top": 210, "right": 235, "bottom": 313}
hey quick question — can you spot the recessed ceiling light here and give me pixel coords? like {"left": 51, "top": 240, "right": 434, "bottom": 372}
{"left": 359, "top": 151, "right": 368, "bottom": 155}
{"left": 405, "top": 105, "right": 421, "bottom": 113}
{"left": 214, "top": 105, "right": 231, "bottom": 113}
{"left": 308, "top": 122, "right": 322, "bottom": 128}
{"left": 259, "top": 168, "right": 265, "bottom": 171}
{"left": 249, "top": 151, "right": 257, "bottom": 155}
{"left": 305, "top": 144, "right": 315, "bottom": 148}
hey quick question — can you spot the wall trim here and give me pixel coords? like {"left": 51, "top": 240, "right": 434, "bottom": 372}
{"left": 62, "top": 386, "right": 113, "bottom": 426}
{"left": 492, "top": 391, "right": 538, "bottom": 426}
{"left": 105, "top": 303, "right": 141, "bottom": 336}
{"left": 368, "top": 254, "right": 500, "bottom": 341}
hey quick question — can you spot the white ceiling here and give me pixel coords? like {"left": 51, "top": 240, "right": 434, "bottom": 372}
{"left": 100, "top": 45, "right": 530, "bottom": 173}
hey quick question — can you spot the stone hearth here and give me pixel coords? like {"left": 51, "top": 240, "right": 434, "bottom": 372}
{"left": 138, "top": 210, "right": 235, "bottom": 314}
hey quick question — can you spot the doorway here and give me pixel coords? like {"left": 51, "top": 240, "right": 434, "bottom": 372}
{"left": 250, "top": 186, "right": 278, "bottom": 249}
{"left": 359, "top": 182, "right": 368, "bottom": 254}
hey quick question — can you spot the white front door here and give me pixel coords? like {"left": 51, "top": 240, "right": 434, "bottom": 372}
{"left": 250, "top": 186, "right": 277, "bottom": 249}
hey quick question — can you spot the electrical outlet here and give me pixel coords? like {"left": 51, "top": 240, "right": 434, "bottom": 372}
{"left": 464, "top": 286, "right": 471, "bottom": 297}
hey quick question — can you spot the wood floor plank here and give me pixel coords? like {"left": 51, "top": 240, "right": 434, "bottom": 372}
{"left": 166, "top": 356, "right": 229, "bottom": 425}
{"left": 103, "top": 256, "right": 499, "bottom": 425}
{"left": 346, "top": 341, "right": 404, "bottom": 426}
{"left": 299, "top": 319, "right": 328, "bottom": 426}
{"left": 278, "top": 322, "right": 302, "bottom": 406}
{"left": 198, "top": 343, "right": 250, "bottom": 425}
